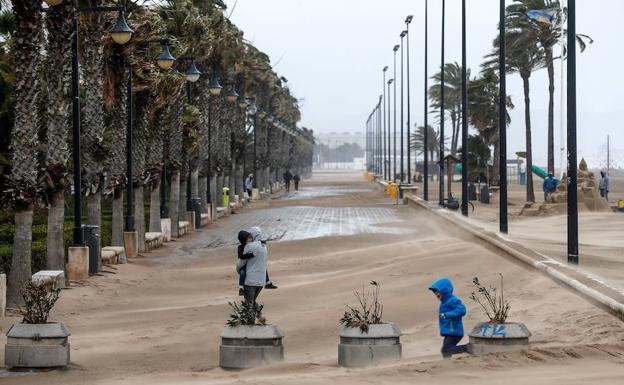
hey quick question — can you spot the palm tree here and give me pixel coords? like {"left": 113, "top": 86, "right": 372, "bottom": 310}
{"left": 486, "top": 18, "right": 545, "bottom": 203}
{"left": 6, "top": 0, "right": 43, "bottom": 306}
{"left": 44, "top": 4, "right": 73, "bottom": 269}
{"left": 410, "top": 124, "right": 443, "bottom": 177}
{"left": 468, "top": 70, "right": 514, "bottom": 180}
{"left": 428, "top": 63, "right": 469, "bottom": 156}
{"left": 507, "top": 0, "right": 592, "bottom": 174}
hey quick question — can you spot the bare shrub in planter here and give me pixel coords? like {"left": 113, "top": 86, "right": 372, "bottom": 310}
{"left": 5, "top": 283, "right": 70, "bottom": 369}
{"left": 338, "top": 281, "right": 401, "bottom": 367}
{"left": 468, "top": 275, "right": 531, "bottom": 354}
{"left": 226, "top": 301, "right": 266, "bottom": 327}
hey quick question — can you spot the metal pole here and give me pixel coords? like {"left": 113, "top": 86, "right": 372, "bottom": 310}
{"left": 406, "top": 18, "right": 412, "bottom": 184}
{"left": 439, "top": 0, "right": 445, "bottom": 206}
{"left": 125, "top": 62, "right": 134, "bottom": 231}
{"left": 71, "top": 15, "right": 84, "bottom": 245}
{"left": 607, "top": 135, "right": 610, "bottom": 175}
{"left": 567, "top": 0, "right": 578, "bottom": 264}
{"left": 207, "top": 95, "right": 212, "bottom": 203}
{"left": 387, "top": 80, "right": 393, "bottom": 181}
{"left": 499, "top": 0, "right": 508, "bottom": 233}
{"left": 400, "top": 34, "right": 405, "bottom": 183}
{"left": 424, "top": 0, "right": 429, "bottom": 201}
{"left": 186, "top": 82, "right": 192, "bottom": 210}
{"left": 393, "top": 46, "right": 398, "bottom": 182}
{"left": 461, "top": 0, "right": 468, "bottom": 217}
{"left": 253, "top": 113, "right": 258, "bottom": 187}
{"left": 160, "top": 162, "right": 168, "bottom": 218}
{"left": 383, "top": 68, "right": 387, "bottom": 180}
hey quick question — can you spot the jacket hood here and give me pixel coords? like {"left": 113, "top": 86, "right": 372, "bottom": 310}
{"left": 429, "top": 278, "right": 454, "bottom": 300}
{"left": 237, "top": 230, "right": 250, "bottom": 245}
{"left": 248, "top": 227, "right": 262, "bottom": 241}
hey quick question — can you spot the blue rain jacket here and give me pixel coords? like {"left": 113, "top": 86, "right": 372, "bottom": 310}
{"left": 429, "top": 278, "right": 466, "bottom": 337}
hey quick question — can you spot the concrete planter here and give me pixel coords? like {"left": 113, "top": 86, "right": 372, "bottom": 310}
{"left": 5, "top": 322, "right": 71, "bottom": 369}
{"left": 219, "top": 325, "right": 284, "bottom": 369}
{"left": 338, "top": 323, "right": 402, "bottom": 367}
{"left": 468, "top": 322, "right": 531, "bottom": 354}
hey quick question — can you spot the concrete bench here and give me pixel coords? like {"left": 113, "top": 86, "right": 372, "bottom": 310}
{"left": 200, "top": 213, "right": 210, "bottom": 226}
{"left": 145, "top": 232, "right": 163, "bottom": 251}
{"left": 216, "top": 207, "right": 227, "bottom": 218}
{"left": 32, "top": 270, "right": 65, "bottom": 290}
{"left": 102, "top": 246, "right": 126, "bottom": 264}
{"left": 178, "top": 221, "right": 190, "bottom": 236}
{"left": 101, "top": 249, "right": 117, "bottom": 265}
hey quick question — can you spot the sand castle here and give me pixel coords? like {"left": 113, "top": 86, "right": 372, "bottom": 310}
{"left": 522, "top": 159, "right": 611, "bottom": 216}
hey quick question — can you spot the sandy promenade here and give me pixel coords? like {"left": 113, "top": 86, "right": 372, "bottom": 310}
{"left": 1, "top": 170, "right": 623, "bottom": 384}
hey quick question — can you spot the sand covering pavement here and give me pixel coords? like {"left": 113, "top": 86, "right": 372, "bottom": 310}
{"left": 1, "top": 170, "right": 623, "bottom": 384}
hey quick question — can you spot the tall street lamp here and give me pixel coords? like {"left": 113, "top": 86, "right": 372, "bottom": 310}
{"left": 499, "top": 0, "right": 508, "bottom": 233}
{"left": 393, "top": 44, "right": 399, "bottom": 182}
{"left": 439, "top": 0, "right": 446, "bottom": 206}
{"left": 400, "top": 30, "right": 407, "bottom": 183}
{"left": 406, "top": 15, "right": 413, "bottom": 184}
{"left": 207, "top": 70, "right": 222, "bottom": 207}
{"left": 383, "top": 66, "right": 388, "bottom": 180}
{"left": 567, "top": 0, "right": 578, "bottom": 264}
{"left": 64, "top": 3, "right": 133, "bottom": 245}
{"left": 387, "top": 78, "right": 393, "bottom": 180}
{"left": 461, "top": 0, "right": 468, "bottom": 217}
{"left": 424, "top": 0, "right": 429, "bottom": 201}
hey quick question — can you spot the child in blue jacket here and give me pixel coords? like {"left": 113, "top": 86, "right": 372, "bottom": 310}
{"left": 429, "top": 278, "right": 468, "bottom": 358}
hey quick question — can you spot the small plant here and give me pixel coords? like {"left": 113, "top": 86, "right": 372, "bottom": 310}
{"left": 470, "top": 275, "right": 510, "bottom": 323}
{"left": 226, "top": 301, "right": 266, "bottom": 327}
{"left": 339, "top": 281, "right": 384, "bottom": 333}
{"left": 19, "top": 283, "right": 61, "bottom": 324}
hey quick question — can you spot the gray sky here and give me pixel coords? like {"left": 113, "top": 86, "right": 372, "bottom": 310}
{"left": 225, "top": 0, "right": 623, "bottom": 169}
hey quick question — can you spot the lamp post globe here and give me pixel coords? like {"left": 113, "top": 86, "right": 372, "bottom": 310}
{"left": 110, "top": 11, "right": 134, "bottom": 45}
{"left": 156, "top": 43, "right": 176, "bottom": 70}
{"left": 208, "top": 76, "right": 223, "bottom": 96}
{"left": 238, "top": 97, "right": 249, "bottom": 110}
{"left": 248, "top": 100, "right": 258, "bottom": 115}
{"left": 185, "top": 61, "right": 201, "bottom": 83}
{"left": 226, "top": 86, "right": 239, "bottom": 103}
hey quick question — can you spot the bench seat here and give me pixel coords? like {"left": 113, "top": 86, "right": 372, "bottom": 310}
{"left": 145, "top": 232, "right": 164, "bottom": 251}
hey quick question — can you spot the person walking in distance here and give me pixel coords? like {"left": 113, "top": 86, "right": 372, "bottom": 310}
{"left": 293, "top": 174, "right": 301, "bottom": 191}
{"left": 245, "top": 174, "right": 254, "bottom": 198}
{"left": 283, "top": 169, "right": 293, "bottom": 192}
{"left": 543, "top": 171, "right": 557, "bottom": 202}
{"left": 599, "top": 170, "right": 610, "bottom": 201}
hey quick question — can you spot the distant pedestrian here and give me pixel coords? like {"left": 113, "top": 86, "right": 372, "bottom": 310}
{"left": 599, "top": 170, "right": 609, "bottom": 201}
{"left": 429, "top": 278, "right": 468, "bottom": 359}
{"left": 293, "top": 174, "right": 301, "bottom": 191}
{"left": 245, "top": 174, "right": 254, "bottom": 198}
{"left": 543, "top": 171, "right": 557, "bottom": 201}
{"left": 283, "top": 170, "right": 293, "bottom": 192}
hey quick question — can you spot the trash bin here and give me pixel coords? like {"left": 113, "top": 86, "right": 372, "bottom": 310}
{"left": 192, "top": 197, "right": 202, "bottom": 228}
{"left": 83, "top": 225, "right": 100, "bottom": 276}
{"left": 222, "top": 187, "right": 230, "bottom": 208}
{"left": 388, "top": 183, "right": 398, "bottom": 199}
{"left": 468, "top": 183, "right": 477, "bottom": 201}
{"left": 480, "top": 186, "right": 490, "bottom": 204}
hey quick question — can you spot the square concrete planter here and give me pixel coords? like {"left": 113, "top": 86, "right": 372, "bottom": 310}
{"left": 5, "top": 322, "right": 71, "bottom": 369}
{"left": 219, "top": 325, "right": 284, "bottom": 369}
{"left": 468, "top": 322, "right": 531, "bottom": 354}
{"left": 338, "top": 323, "right": 402, "bottom": 367}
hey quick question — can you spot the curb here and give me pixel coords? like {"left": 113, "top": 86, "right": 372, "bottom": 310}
{"left": 402, "top": 193, "right": 624, "bottom": 321}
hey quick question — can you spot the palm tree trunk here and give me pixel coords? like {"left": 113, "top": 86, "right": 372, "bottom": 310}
{"left": 522, "top": 74, "right": 535, "bottom": 203}
{"left": 149, "top": 182, "right": 161, "bottom": 232}
{"left": 112, "top": 188, "right": 124, "bottom": 246}
{"left": 8, "top": 206, "right": 34, "bottom": 307}
{"left": 199, "top": 176, "right": 207, "bottom": 213}
{"left": 170, "top": 171, "right": 180, "bottom": 237}
{"left": 46, "top": 190, "right": 65, "bottom": 270}
{"left": 135, "top": 186, "right": 145, "bottom": 252}
{"left": 87, "top": 193, "right": 101, "bottom": 231}
{"left": 546, "top": 47, "right": 555, "bottom": 174}
{"left": 179, "top": 179, "right": 188, "bottom": 219}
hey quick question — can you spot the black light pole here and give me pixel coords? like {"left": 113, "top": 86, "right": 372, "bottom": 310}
{"left": 400, "top": 30, "right": 406, "bottom": 183}
{"left": 439, "top": 0, "right": 446, "bottom": 206}
{"left": 460, "top": 0, "right": 468, "bottom": 217}
{"left": 424, "top": 0, "right": 429, "bottom": 201}
{"left": 125, "top": 63, "right": 134, "bottom": 232}
{"left": 206, "top": 71, "right": 223, "bottom": 204}
{"left": 393, "top": 44, "right": 399, "bottom": 182}
{"left": 383, "top": 66, "right": 388, "bottom": 180}
{"left": 499, "top": 0, "right": 508, "bottom": 233}
{"left": 567, "top": 0, "right": 579, "bottom": 264}
{"left": 406, "top": 15, "right": 413, "bottom": 184}
{"left": 68, "top": 6, "right": 133, "bottom": 245}
{"left": 387, "top": 79, "right": 393, "bottom": 180}
{"left": 253, "top": 102, "right": 258, "bottom": 186}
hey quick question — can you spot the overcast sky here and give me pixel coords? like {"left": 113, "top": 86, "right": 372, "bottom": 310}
{"left": 224, "top": 0, "right": 623, "bottom": 169}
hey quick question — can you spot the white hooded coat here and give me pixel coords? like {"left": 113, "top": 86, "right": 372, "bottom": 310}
{"left": 238, "top": 227, "right": 267, "bottom": 286}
